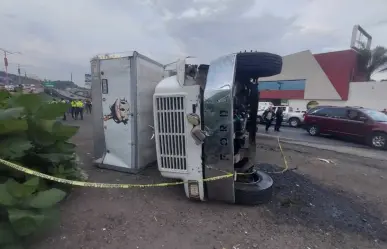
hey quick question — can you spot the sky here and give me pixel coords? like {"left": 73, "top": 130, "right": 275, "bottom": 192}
{"left": 1, "top": 0, "right": 387, "bottom": 86}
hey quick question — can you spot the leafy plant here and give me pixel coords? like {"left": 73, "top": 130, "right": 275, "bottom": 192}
{"left": 0, "top": 92, "right": 79, "bottom": 176}
{"left": 0, "top": 177, "right": 66, "bottom": 248}
{"left": 0, "top": 91, "right": 85, "bottom": 248}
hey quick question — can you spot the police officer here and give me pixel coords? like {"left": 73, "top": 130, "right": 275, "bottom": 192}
{"left": 76, "top": 99, "right": 84, "bottom": 120}
{"left": 71, "top": 99, "right": 77, "bottom": 119}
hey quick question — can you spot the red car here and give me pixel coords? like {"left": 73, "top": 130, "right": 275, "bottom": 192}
{"left": 303, "top": 106, "right": 387, "bottom": 149}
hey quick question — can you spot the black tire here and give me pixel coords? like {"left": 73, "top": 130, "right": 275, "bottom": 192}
{"left": 235, "top": 170, "right": 273, "bottom": 205}
{"left": 236, "top": 52, "right": 282, "bottom": 78}
{"left": 289, "top": 117, "right": 300, "bottom": 128}
{"left": 369, "top": 132, "right": 387, "bottom": 150}
{"left": 308, "top": 124, "right": 319, "bottom": 136}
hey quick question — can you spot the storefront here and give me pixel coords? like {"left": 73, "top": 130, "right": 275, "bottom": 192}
{"left": 257, "top": 49, "right": 383, "bottom": 110}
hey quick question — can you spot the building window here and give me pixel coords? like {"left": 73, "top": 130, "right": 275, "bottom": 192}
{"left": 258, "top": 79, "right": 306, "bottom": 91}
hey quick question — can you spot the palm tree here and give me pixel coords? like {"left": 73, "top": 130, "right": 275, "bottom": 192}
{"left": 357, "top": 43, "right": 387, "bottom": 81}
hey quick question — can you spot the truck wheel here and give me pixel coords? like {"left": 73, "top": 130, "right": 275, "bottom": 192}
{"left": 235, "top": 170, "right": 273, "bottom": 205}
{"left": 369, "top": 132, "right": 387, "bottom": 150}
{"left": 289, "top": 117, "right": 300, "bottom": 128}
{"left": 236, "top": 52, "right": 282, "bottom": 78}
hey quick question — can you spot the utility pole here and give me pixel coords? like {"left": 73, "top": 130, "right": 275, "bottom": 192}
{"left": 18, "top": 64, "right": 21, "bottom": 86}
{"left": 0, "top": 48, "right": 21, "bottom": 84}
{"left": 71, "top": 72, "right": 73, "bottom": 82}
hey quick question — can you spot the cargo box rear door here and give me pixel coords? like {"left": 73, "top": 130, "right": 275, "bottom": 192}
{"left": 100, "top": 57, "right": 133, "bottom": 169}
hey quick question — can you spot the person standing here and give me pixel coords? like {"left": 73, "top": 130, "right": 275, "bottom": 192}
{"left": 66, "top": 99, "right": 71, "bottom": 114}
{"left": 274, "top": 108, "right": 284, "bottom": 132}
{"left": 60, "top": 98, "right": 67, "bottom": 121}
{"left": 71, "top": 100, "right": 77, "bottom": 119}
{"left": 74, "top": 100, "right": 80, "bottom": 120}
{"left": 85, "top": 99, "right": 91, "bottom": 114}
{"left": 76, "top": 99, "right": 84, "bottom": 120}
{"left": 262, "top": 107, "right": 275, "bottom": 132}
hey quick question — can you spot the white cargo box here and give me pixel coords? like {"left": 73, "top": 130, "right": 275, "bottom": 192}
{"left": 90, "top": 52, "right": 165, "bottom": 172}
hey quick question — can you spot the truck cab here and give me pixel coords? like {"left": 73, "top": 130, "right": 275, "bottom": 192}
{"left": 153, "top": 52, "right": 283, "bottom": 204}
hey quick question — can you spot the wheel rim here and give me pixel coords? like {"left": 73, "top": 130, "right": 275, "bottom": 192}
{"left": 291, "top": 120, "right": 298, "bottom": 127}
{"left": 372, "top": 135, "right": 385, "bottom": 148}
{"left": 236, "top": 171, "right": 261, "bottom": 184}
{"left": 309, "top": 126, "right": 317, "bottom": 135}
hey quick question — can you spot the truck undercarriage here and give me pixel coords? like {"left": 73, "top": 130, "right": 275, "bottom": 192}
{"left": 153, "top": 51, "right": 282, "bottom": 204}
{"left": 202, "top": 52, "right": 283, "bottom": 204}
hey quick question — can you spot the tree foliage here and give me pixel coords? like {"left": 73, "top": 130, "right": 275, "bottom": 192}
{"left": 357, "top": 43, "right": 387, "bottom": 81}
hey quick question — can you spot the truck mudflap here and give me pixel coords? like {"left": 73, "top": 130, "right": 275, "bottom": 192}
{"left": 203, "top": 53, "right": 237, "bottom": 203}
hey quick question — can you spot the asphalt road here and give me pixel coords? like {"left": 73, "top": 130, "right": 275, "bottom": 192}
{"left": 257, "top": 124, "right": 369, "bottom": 149}
{"left": 30, "top": 114, "right": 387, "bottom": 249}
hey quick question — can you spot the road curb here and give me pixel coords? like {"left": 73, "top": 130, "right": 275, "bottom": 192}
{"left": 257, "top": 133, "right": 387, "bottom": 161}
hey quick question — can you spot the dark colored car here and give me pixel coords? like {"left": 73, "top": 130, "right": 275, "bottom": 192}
{"left": 303, "top": 106, "right": 387, "bottom": 149}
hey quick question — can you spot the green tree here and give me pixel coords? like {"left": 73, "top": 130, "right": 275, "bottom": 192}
{"left": 357, "top": 44, "right": 387, "bottom": 81}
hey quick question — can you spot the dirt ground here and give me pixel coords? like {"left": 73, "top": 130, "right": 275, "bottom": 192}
{"left": 29, "top": 114, "right": 387, "bottom": 249}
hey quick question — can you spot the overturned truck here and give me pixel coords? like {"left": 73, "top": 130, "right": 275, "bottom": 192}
{"left": 91, "top": 51, "right": 282, "bottom": 205}
{"left": 153, "top": 52, "right": 282, "bottom": 204}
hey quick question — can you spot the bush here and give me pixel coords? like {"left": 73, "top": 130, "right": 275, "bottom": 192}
{"left": 0, "top": 90, "right": 83, "bottom": 248}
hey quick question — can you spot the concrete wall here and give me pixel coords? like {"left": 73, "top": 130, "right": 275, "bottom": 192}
{"left": 346, "top": 81, "right": 387, "bottom": 110}
{"left": 260, "top": 50, "right": 341, "bottom": 100}
{"left": 288, "top": 81, "right": 387, "bottom": 112}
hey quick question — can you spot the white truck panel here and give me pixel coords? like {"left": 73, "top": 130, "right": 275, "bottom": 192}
{"left": 91, "top": 52, "right": 164, "bottom": 173}
{"left": 153, "top": 77, "right": 205, "bottom": 200}
{"left": 135, "top": 56, "right": 166, "bottom": 169}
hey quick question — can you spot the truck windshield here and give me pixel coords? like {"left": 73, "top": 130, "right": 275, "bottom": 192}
{"left": 363, "top": 109, "right": 387, "bottom": 122}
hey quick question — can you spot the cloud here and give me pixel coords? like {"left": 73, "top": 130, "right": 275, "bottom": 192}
{"left": 0, "top": 0, "right": 183, "bottom": 84}
{"left": 1, "top": 0, "right": 387, "bottom": 85}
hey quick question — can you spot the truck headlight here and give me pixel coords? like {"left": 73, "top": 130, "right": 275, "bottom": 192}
{"left": 187, "top": 113, "right": 200, "bottom": 126}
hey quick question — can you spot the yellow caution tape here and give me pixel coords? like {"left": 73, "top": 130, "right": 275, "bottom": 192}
{"left": 0, "top": 137, "right": 288, "bottom": 188}
{"left": 273, "top": 136, "right": 289, "bottom": 174}
{"left": 0, "top": 158, "right": 233, "bottom": 188}
{"left": 232, "top": 136, "right": 289, "bottom": 175}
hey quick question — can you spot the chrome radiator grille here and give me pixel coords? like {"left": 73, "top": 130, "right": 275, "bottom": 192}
{"left": 155, "top": 96, "right": 187, "bottom": 171}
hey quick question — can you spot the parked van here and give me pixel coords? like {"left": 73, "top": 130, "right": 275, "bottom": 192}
{"left": 303, "top": 106, "right": 387, "bottom": 149}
